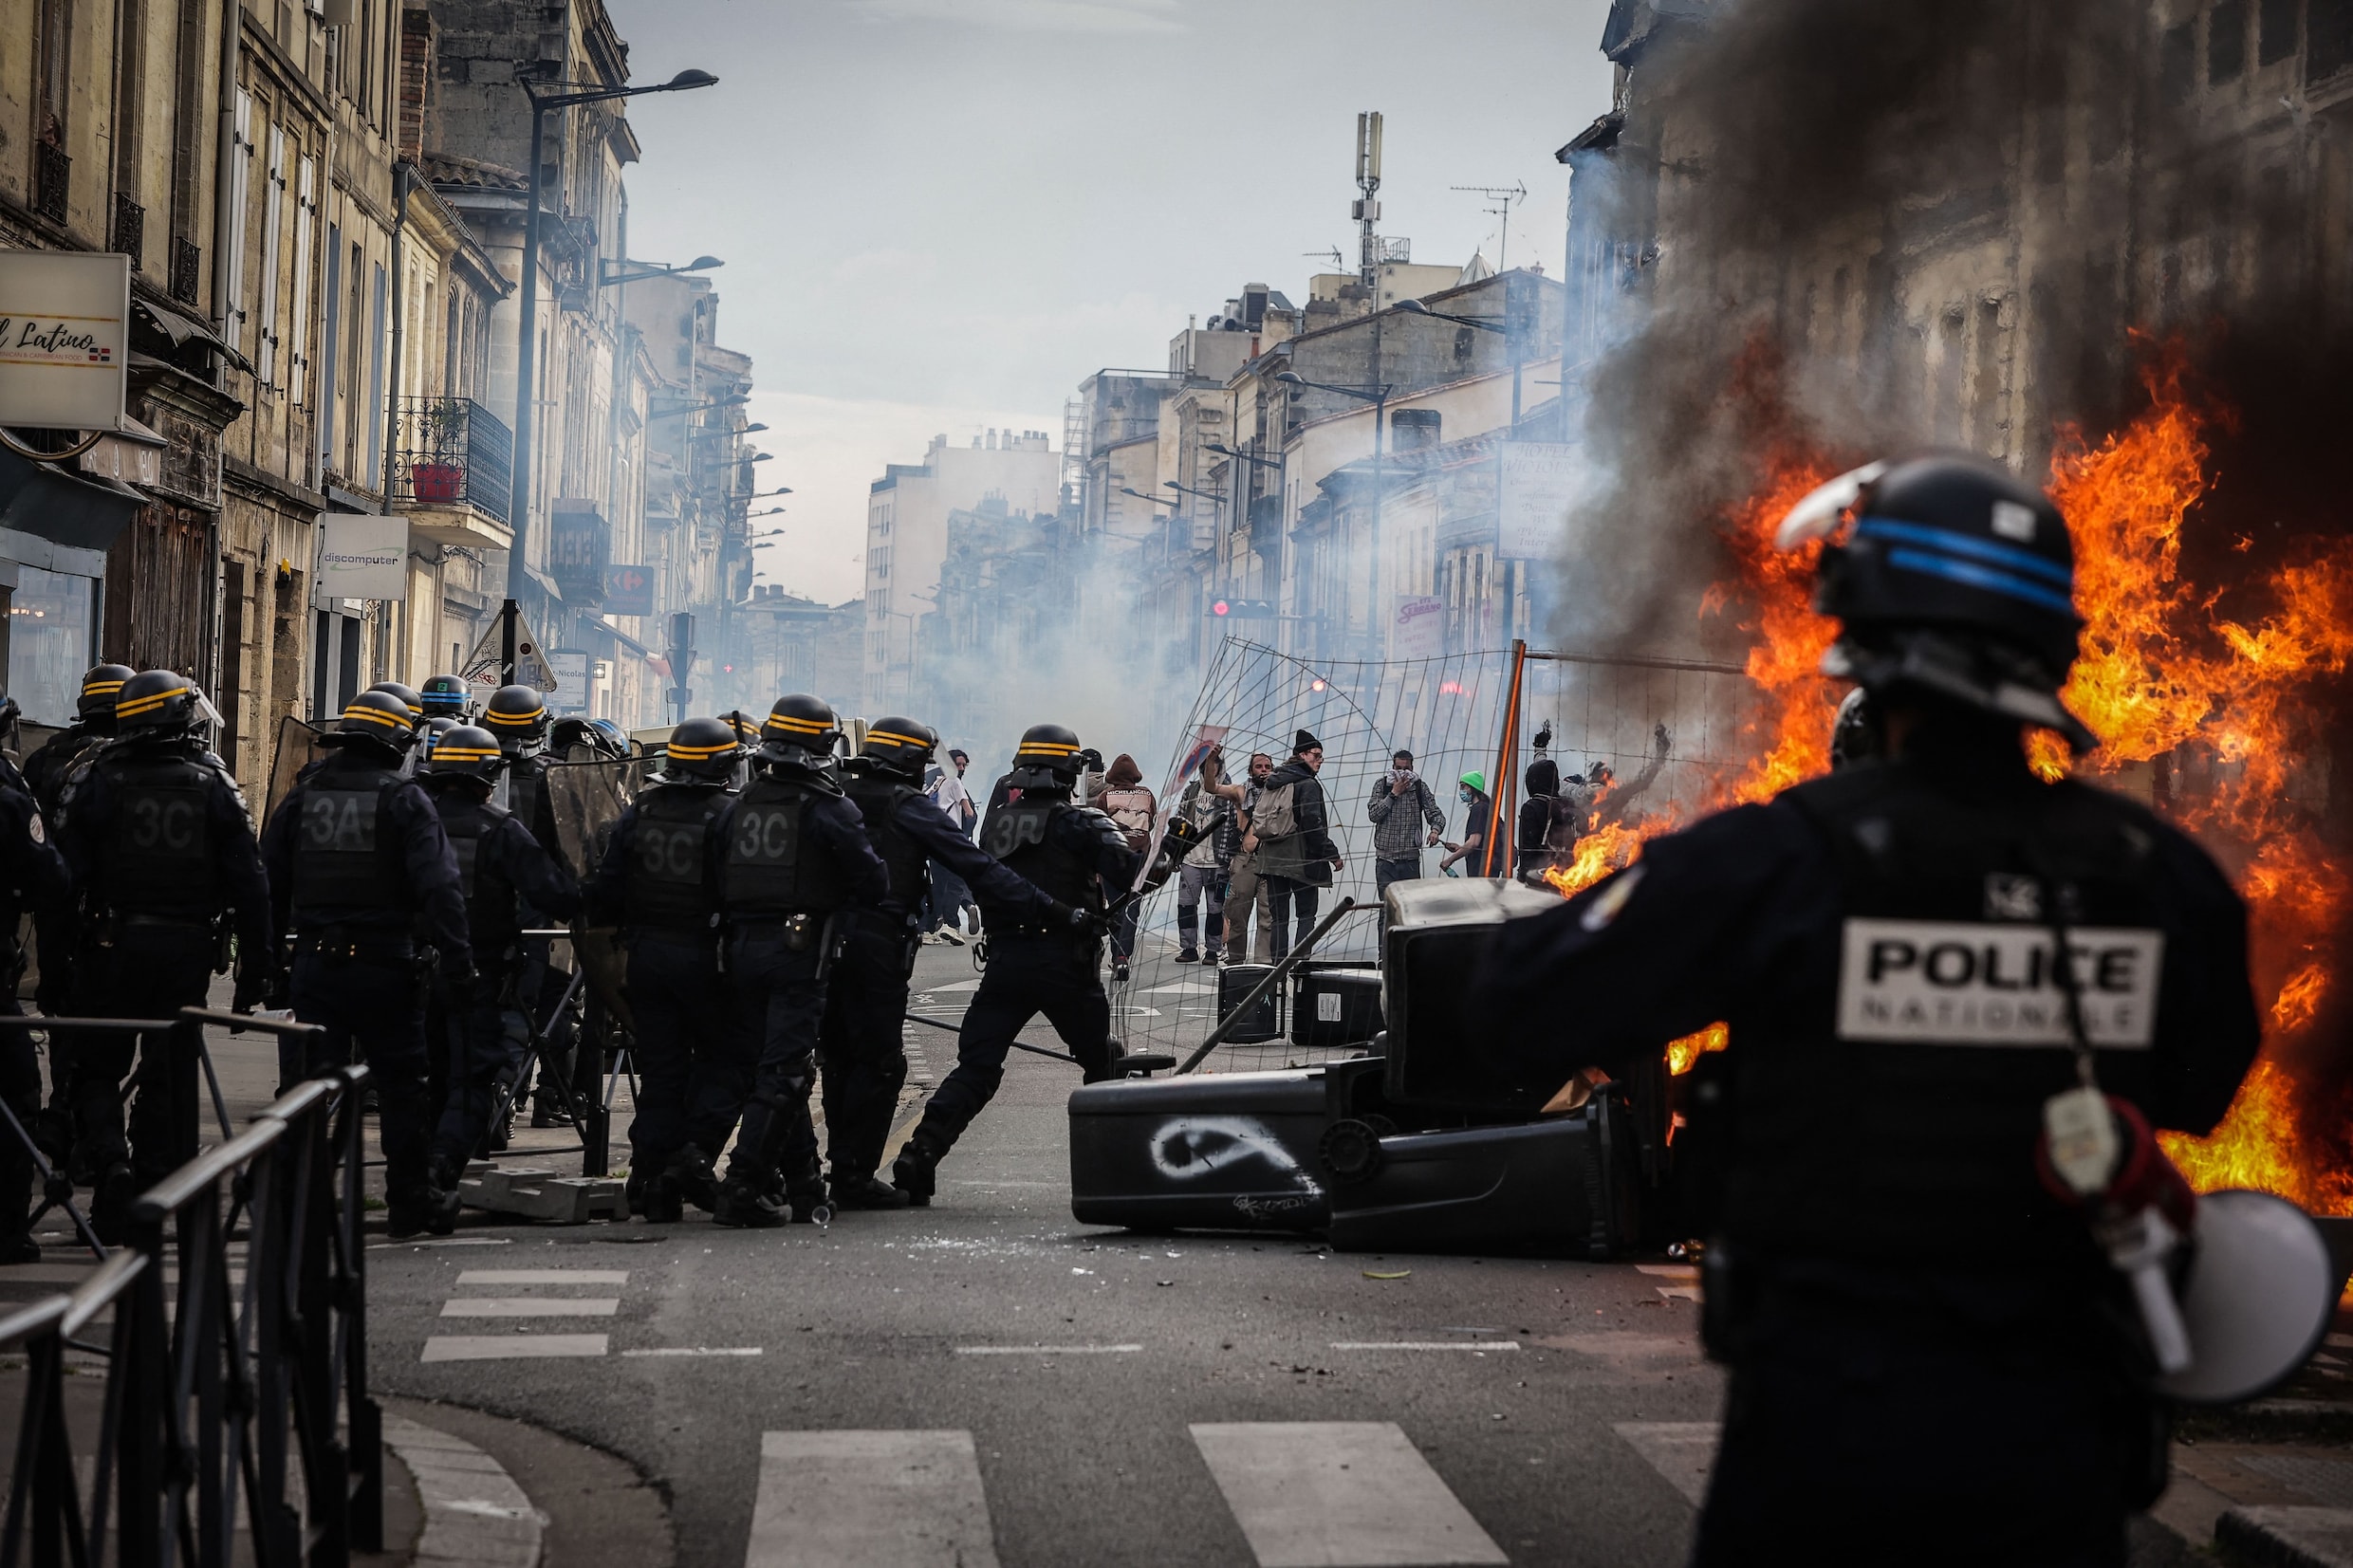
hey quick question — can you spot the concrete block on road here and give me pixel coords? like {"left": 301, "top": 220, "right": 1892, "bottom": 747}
{"left": 2217, "top": 1505, "right": 2353, "bottom": 1568}
{"left": 457, "top": 1163, "right": 623, "bottom": 1224}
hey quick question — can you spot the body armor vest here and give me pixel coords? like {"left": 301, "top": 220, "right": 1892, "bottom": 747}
{"left": 1730, "top": 762, "right": 2173, "bottom": 1264}
{"left": 506, "top": 756, "right": 551, "bottom": 850}
{"left": 981, "top": 800, "right": 1100, "bottom": 912}
{"left": 624, "top": 784, "right": 725, "bottom": 932}
{"left": 26, "top": 727, "right": 102, "bottom": 818}
{"left": 721, "top": 774, "right": 850, "bottom": 916}
{"left": 844, "top": 768, "right": 930, "bottom": 916}
{"left": 438, "top": 798, "right": 517, "bottom": 949}
{"left": 94, "top": 749, "right": 219, "bottom": 915}
{"left": 289, "top": 766, "right": 407, "bottom": 913}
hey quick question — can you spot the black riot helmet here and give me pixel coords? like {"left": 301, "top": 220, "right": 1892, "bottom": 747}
{"left": 419, "top": 673, "right": 471, "bottom": 718}
{"left": 420, "top": 723, "right": 503, "bottom": 785}
{"left": 114, "top": 669, "right": 211, "bottom": 738}
{"left": 483, "top": 684, "right": 550, "bottom": 753}
{"left": 77, "top": 663, "right": 136, "bottom": 731}
{"left": 1778, "top": 452, "right": 2095, "bottom": 751}
{"left": 417, "top": 715, "right": 460, "bottom": 766}
{"left": 860, "top": 717, "right": 937, "bottom": 781}
{"left": 322, "top": 689, "right": 416, "bottom": 760}
{"left": 1008, "top": 722, "right": 1084, "bottom": 792}
{"left": 662, "top": 716, "right": 741, "bottom": 783}
{"left": 365, "top": 680, "right": 426, "bottom": 730}
{"left": 758, "top": 693, "right": 840, "bottom": 763}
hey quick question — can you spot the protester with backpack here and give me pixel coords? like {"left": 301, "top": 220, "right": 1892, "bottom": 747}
{"left": 1094, "top": 754, "right": 1158, "bottom": 981}
{"left": 1244, "top": 730, "right": 1343, "bottom": 959}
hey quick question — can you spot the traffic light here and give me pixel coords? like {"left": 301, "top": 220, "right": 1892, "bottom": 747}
{"left": 1212, "top": 599, "right": 1231, "bottom": 618}
{"left": 1208, "top": 599, "right": 1276, "bottom": 619}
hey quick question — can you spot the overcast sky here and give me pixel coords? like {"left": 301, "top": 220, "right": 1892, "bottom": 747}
{"left": 603, "top": 0, "right": 1620, "bottom": 605}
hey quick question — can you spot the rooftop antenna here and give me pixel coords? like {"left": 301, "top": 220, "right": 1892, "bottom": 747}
{"left": 1355, "top": 111, "right": 1384, "bottom": 293}
{"left": 1451, "top": 181, "right": 1527, "bottom": 269}
{"left": 1304, "top": 247, "right": 1347, "bottom": 270}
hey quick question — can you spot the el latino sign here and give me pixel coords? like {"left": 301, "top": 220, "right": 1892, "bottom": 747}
{"left": 0, "top": 251, "right": 130, "bottom": 433}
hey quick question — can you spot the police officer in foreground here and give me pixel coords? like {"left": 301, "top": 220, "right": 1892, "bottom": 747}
{"left": 707, "top": 696, "right": 886, "bottom": 1227}
{"left": 821, "top": 718, "right": 1072, "bottom": 1209}
{"left": 585, "top": 717, "right": 742, "bottom": 1221}
{"left": 261, "top": 690, "right": 475, "bottom": 1239}
{"left": 483, "top": 683, "right": 575, "bottom": 1128}
{"left": 0, "top": 695, "right": 71, "bottom": 1262}
{"left": 417, "top": 726, "right": 581, "bottom": 1208}
{"left": 892, "top": 724, "right": 1139, "bottom": 1206}
{"left": 53, "top": 671, "right": 274, "bottom": 1239}
{"left": 1465, "top": 453, "right": 2260, "bottom": 1565}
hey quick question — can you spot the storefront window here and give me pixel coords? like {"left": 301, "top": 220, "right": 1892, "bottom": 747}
{"left": 9, "top": 565, "right": 99, "bottom": 727}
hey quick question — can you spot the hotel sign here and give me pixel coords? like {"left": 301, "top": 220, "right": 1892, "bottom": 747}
{"left": 0, "top": 251, "right": 130, "bottom": 433}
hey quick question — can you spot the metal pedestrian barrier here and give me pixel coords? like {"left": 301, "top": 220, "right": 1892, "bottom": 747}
{"left": 0, "top": 1012, "right": 381, "bottom": 1566}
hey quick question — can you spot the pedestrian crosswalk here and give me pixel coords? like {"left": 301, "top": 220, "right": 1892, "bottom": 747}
{"left": 739, "top": 1420, "right": 1522, "bottom": 1568}
{"left": 419, "top": 1266, "right": 627, "bottom": 1362}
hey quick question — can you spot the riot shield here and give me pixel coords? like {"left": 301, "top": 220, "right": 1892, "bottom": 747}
{"left": 9, "top": 720, "right": 61, "bottom": 769}
{"left": 265, "top": 714, "right": 330, "bottom": 826}
{"left": 541, "top": 752, "right": 658, "bottom": 1030}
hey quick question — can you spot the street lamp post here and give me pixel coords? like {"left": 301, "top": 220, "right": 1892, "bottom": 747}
{"left": 506, "top": 65, "right": 717, "bottom": 676}
{"left": 1399, "top": 296, "right": 1522, "bottom": 430}
{"left": 1276, "top": 371, "right": 1391, "bottom": 658}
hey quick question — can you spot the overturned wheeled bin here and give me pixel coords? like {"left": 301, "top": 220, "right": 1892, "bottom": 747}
{"left": 1068, "top": 1069, "right": 1333, "bottom": 1233}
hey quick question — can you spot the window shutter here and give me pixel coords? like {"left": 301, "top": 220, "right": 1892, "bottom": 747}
{"left": 227, "top": 92, "right": 253, "bottom": 354}
{"left": 257, "top": 123, "right": 287, "bottom": 384}
{"left": 289, "top": 155, "right": 316, "bottom": 404}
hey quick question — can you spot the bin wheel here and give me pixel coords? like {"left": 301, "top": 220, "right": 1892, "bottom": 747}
{"left": 1320, "top": 1118, "right": 1388, "bottom": 1186}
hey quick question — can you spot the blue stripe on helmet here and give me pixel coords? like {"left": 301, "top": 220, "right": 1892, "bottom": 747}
{"left": 1855, "top": 517, "right": 2074, "bottom": 588}
{"left": 1884, "top": 547, "right": 2080, "bottom": 617}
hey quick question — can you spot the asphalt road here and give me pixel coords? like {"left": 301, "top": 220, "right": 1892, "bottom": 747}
{"left": 363, "top": 941, "right": 1726, "bottom": 1567}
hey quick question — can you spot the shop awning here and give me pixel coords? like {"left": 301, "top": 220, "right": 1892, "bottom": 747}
{"left": 0, "top": 442, "right": 146, "bottom": 557}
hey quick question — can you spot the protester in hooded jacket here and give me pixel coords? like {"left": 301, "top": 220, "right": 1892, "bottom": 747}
{"left": 1093, "top": 754, "right": 1157, "bottom": 980}
{"left": 1515, "top": 757, "right": 1562, "bottom": 882}
{"left": 1246, "top": 729, "right": 1343, "bottom": 959}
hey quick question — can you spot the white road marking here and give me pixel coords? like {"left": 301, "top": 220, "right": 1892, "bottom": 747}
{"left": 368, "top": 1237, "right": 514, "bottom": 1249}
{"left": 746, "top": 1430, "right": 999, "bottom": 1567}
{"left": 621, "top": 1347, "right": 763, "bottom": 1356}
{"left": 953, "top": 1343, "right": 1142, "bottom": 1356}
{"left": 1636, "top": 1264, "right": 1699, "bottom": 1281}
{"left": 454, "top": 1269, "right": 628, "bottom": 1285}
{"left": 420, "top": 1335, "right": 609, "bottom": 1362}
{"left": 1329, "top": 1341, "right": 1521, "bottom": 1353}
{"left": 439, "top": 1298, "right": 620, "bottom": 1318}
{"left": 1655, "top": 1286, "right": 1702, "bottom": 1303}
{"left": 1191, "top": 1421, "right": 1509, "bottom": 1567}
{"left": 1615, "top": 1421, "right": 1719, "bottom": 1507}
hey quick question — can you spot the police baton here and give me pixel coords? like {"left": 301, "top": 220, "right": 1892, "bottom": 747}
{"left": 900, "top": 1010, "right": 1078, "bottom": 1064}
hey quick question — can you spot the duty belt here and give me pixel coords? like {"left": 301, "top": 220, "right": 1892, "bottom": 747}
{"left": 297, "top": 929, "right": 417, "bottom": 965}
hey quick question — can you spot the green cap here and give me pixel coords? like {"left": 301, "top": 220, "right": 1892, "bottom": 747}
{"left": 1458, "top": 770, "right": 1485, "bottom": 792}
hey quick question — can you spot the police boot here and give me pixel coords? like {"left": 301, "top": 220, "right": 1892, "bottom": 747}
{"left": 385, "top": 1186, "right": 443, "bottom": 1241}
{"left": 424, "top": 1159, "right": 466, "bottom": 1236}
{"left": 623, "top": 1164, "right": 652, "bottom": 1218}
{"left": 890, "top": 1128, "right": 948, "bottom": 1208}
{"left": 830, "top": 1171, "right": 912, "bottom": 1211}
{"left": 665, "top": 1144, "right": 720, "bottom": 1213}
{"left": 90, "top": 1161, "right": 138, "bottom": 1247}
{"left": 713, "top": 1173, "right": 789, "bottom": 1229}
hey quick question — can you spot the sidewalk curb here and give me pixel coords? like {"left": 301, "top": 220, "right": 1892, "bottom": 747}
{"left": 2216, "top": 1505, "right": 2353, "bottom": 1568}
{"left": 382, "top": 1416, "right": 545, "bottom": 1568}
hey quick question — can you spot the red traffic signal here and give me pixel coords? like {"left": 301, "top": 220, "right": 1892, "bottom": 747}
{"left": 1212, "top": 599, "right": 1232, "bottom": 617}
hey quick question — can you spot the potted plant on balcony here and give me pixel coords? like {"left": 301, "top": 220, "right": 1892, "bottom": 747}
{"left": 408, "top": 401, "right": 469, "bottom": 503}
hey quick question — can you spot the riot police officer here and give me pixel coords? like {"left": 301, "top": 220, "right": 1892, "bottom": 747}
{"left": 1465, "top": 453, "right": 2261, "bottom": 1565}
{"left": 417, "top": 726, "right": 581, "bottom": 1208}
{"left": 892, "top": 723, "right": 1139, "bottom": 1206}
{"left": 53, "top": 670, "right": 274, "bottom": 1241}
{"left": 821, "top": 718, "right": 1074, "bottom": 1209}
{"left": 419, "top": 673, "right": 472, "bottom": 723}
{"left": 260, "top": 690, "right": 474, "bottom": 1239}
{"left": 482, "top": 683, "right": 574, "bottom": 1127}
{"left": 22, "top": 663, "right": 132, "bottom": 819}
{"left": 0, "top": 695, "right": 70, "bottom": 1263}
{"left": 708, "top": 695, "right": 886, "bottom": 1228}
{"left": 585, "top": 717, "right": 741, "bottom": 1221}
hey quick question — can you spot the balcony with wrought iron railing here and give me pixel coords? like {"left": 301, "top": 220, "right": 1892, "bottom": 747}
{"left": 391, "top": 397, "right": 513, "bottom": 547}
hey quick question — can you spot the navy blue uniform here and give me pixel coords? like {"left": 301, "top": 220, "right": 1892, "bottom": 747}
{"left": 261, "top": 748, "right": 471, "bottom": 1201}
{"left": 588, "top": 781, "right": 736, "bottom": 1167}
{"left": 499, "top": 751, "right": 576, "bottom": 1114}
{"left": 913, "top": 793, "right": 1139, "bottom": 1160}
{"left": 425, "top": 788, "right": 581, "bottom": 1175}
{"left": 1467, "top": 739, "right": 2259, "bottom": 1566}
{"left": 713, "top": 763, "right": 887, "bottom": 1198}
{"left": 0, "top": 757, "right": 71, "bottom": 1251}
{"left": 818, "top": 763, "right": 1059, "bottom": 1185}
{"left": 54, "top": 736, "right": 272, "bottom": 1189}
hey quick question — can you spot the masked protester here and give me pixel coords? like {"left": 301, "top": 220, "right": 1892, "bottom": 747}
{"left": 1464, "top": 452, "right": 2261, "bottom": 1566}
{"left": 891, "top": 724, "right": 1140, "bottom": 1206}
{"left": 584, "top": 717, "right": 742, "bottom": 1222}
{"left": 820, "top": 719, "right": 1070, "bottom": 1209}
{"left": 417, "top": 726, "right": 582, "bottom": 1225}
{"left": 260, "top": 690, "right": 475, "bottom": 1240}
{"left": 1366, "top": 747, "right": 1446, "bottom": 901}
{"left": 1222, "top": 752, "right": 1277, "bottom": 961}
{"left": 51, "top": 671, "right": 273, "bottom": 1242}
{"left": 1438, "top": 771, "right": 1493, "bottom": 876}
{"left": 707, "top": 696, "right": 887, "bottom": 1228}
{"left": 0, "top": 695, "right": 70, "bottom": 1262}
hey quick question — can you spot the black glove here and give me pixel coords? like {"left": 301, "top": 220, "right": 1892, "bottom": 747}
{"left": 1053, "top": 902, "right": 1107, "bottom": 940}
{"left": 232, "top": 964, "right": 268, "bottom": 1013}
{"left": 443, "top": 962, "right": 482, "bottom": 1006}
